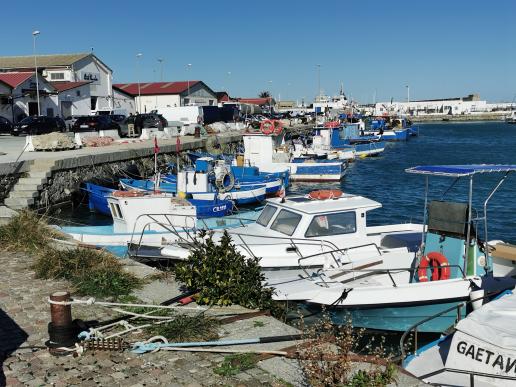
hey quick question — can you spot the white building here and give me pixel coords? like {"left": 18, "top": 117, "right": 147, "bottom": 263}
{"left": 373, "top": 94, "right": 490, "bottom": 117}
{"left": 0, "top": 53, "right": 113, "bottom": 115}
{"left": 112, "top": 81, "right": 217, "bottom": 113}
{"left": 0, "top": 72, "right": 58, "bottom": 122}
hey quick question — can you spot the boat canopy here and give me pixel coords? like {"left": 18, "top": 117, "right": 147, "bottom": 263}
{"left": 405, "top": 165, "right": 516, "bottom": 177}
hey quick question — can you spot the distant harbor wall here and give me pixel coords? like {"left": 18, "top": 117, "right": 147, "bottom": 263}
{"left": 411, "top": 112, "right": 506, "bottom": 122}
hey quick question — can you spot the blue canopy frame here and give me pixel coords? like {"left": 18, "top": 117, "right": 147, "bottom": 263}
{"left": 406, "top": 164, "right": 515, "bottom": 276}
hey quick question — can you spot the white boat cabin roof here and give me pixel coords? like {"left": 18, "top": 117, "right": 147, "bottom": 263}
{"left": 265, "top": 194, "right": 381, "bottom": 214}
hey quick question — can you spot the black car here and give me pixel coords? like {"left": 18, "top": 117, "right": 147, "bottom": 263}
{"left": 0, "top": 116, "right": 13, "bottom": 134}
{"left": 108, "top": 114, "right": 127, "bottom": 123}
{"left": 12, "top": 116, "right": 66, "bottom": 136}
{"left": 72, "top": 116, "right": 120, "bottom": 132}
{"left": 119, "top": 113, "right": 168, "bottom": 137}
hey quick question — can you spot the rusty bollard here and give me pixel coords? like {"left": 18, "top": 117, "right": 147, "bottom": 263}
{"left": 46, "top": 291, "right": 78, "bottom": 355}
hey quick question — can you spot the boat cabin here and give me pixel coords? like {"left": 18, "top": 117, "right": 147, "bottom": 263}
{"left": 249, "top": 193, "right": 381, "bottom": 241}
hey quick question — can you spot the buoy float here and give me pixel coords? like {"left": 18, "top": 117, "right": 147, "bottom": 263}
{"left": 308, "top": 189, "right": 343, "bottom": 200}
{"left": 260, "top": 119, "right": 283, "bottom": 135}
{"left": 417, "top": 252, "right": 451, "bottom": 282}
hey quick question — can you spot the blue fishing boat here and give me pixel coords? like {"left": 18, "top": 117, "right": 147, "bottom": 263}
{"left": 84, "top": 182, "right": 234, "bottom": 218}
{"left": 370, "top": 117, "right": 415, "bottom": 140}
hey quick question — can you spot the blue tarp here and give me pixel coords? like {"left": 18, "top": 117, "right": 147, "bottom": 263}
{"left": 405, "top": 165, "right": 516, "bottom": 177}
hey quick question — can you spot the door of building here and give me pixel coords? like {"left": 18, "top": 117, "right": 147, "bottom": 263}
{"left": 28, "top": 102, "right": 38, "bottom": 116}
{"left": 61, "top": 102, "right": 72, "bottom": 118}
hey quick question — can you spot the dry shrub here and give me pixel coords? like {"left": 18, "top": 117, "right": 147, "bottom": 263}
{"left": 0, "top": 210, "right": 58, "bottom": 252}
{"left": 297, "top": 312, "right": 396, "bottom": 387}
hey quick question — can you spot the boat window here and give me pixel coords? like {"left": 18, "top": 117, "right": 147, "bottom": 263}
{"left": 270, "top": 209, "right": 302, "bottom": 236}
{"left": 110, "top": 203, "right": 123, "bottom": 219}
{"left": 256, "top": 205, "right": 277, "bottom": 227}
{"left": 305, "top": 212, "right": 356, "bottom": 237}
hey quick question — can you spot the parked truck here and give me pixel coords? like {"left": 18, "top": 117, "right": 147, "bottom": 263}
{"left": 158, "top": 106, "right": 203, "bottom": 125}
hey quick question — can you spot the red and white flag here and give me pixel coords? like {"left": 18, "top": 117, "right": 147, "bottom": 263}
{"left": 154, "top": 137, "right": 160, "bottom": 154}
{"left": 176, "top": 136, "right": 181, "bottom": 153}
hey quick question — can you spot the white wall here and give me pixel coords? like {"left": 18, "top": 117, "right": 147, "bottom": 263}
{"left": 135, "top": 94, "right": 181, "bottom": 113}
{"left": 71, "top": 55, "right": 113, "bottom": 112}
{"left": 58, "top": 84, "right": 91, "bottom": 117}
{"left": 113, "top": 89, "right": 136, "bottom": 115}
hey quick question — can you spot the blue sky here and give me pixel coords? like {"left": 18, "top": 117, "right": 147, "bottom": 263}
{"left": 1, "top": 0, "right": 515, "bottom": 103}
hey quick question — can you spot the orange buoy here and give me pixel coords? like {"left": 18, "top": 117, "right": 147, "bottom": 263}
{"left": 260, "top": 119, "right": 275, "bottom": 135}
{"left": 417, "top": 252, "right": 451, "bottom": 282}
{"left": 308, "top": 189, "right": 343, "bottom": 200}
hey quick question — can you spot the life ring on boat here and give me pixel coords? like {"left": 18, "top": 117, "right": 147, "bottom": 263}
{"left": 260, "top": 120, "right": 275, "bottom": 135}
{"left": 324, "top": 121, "right": 340, "bottom": 128}
{"left": 417, "top": 252, "right": 451, "bottom": 282}
{"left": 112, "top": 190, "right": 144, "bottom": 197}
{"left": 308, "top": 189, "right": 343, "bottom": 200}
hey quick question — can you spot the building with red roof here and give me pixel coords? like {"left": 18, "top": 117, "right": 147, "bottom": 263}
{"left": 113, "top": 81, "right": 217, "bottom": 113}
{"left": 0, "top": 72, "right": 58, "bottom": 123}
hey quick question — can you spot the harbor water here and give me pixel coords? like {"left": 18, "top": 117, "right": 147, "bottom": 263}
{"left": 290, "top": 121, "right": 516, "bottom": 244}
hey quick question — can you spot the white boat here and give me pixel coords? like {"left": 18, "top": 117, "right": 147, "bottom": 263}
{"left": 270, "top": 165, "right": 516, "bottom": 332}
{"left": 505, "top": 111, "right": 516, "bottom": 124}
{"left": 130, "top": 189, "right": 422, "bottom": 280}
{"left": 404, "top": 290, "right": 516, "bottom": 386}
{"left": 242, "top": 132, "right": 347, "bottom": 182}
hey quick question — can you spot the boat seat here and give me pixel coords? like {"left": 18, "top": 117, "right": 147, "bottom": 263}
{"left": 491, "top": 243, "right": 516, "bottom": 262}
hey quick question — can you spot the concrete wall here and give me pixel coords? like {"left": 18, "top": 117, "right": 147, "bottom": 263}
{"left": 135, "top": 94, "right": 181, "bottom": 113}
{"left": 58, "top": 84, "right": 91, "bottom": 117}
{"left": 113, "top": 89, "right": 136, "bottom": 115}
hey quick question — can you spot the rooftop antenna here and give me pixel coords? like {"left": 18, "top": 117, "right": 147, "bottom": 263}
{"left": 91, "top": 47, "right": 94, "bottom": 53}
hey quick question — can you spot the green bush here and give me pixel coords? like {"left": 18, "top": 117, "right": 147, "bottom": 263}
{"left": 0, "top": 210, "right": 57, "bottom": 252}
{"left": 33, "top": 247, "right": 141, "bottom": 299}
{"left": 145, "top": 314, "right": 220, "bottom": 342}
{"left": 174, "top": 230, "right": 274, "bottom": 309}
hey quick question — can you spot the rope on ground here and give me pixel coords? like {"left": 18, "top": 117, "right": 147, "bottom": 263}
{"left": 47, "top": 297, "right": 207, "bottom": 312}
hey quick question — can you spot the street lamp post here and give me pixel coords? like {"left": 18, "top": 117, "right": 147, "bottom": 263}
{"left": 406, "top": 85, "right": 410, "bottom": 103}
{"left": 186, "top": 63, "right": 192, "bottom": 105}
{"left": 157, "top": 58, "right": 164, "bottom": 82}
{"left": 268, "top": 80, "right": 272, "bottom": 114}
{"left": 136, "top": 53, "right": 143, "bottom": 113}
{"left": 316, "top": 64, "right": 321, "bottom": 100}
{"left": 32, "top": 30, "right": 41, "bottom": 116}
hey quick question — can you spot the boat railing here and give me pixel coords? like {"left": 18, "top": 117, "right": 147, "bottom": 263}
{"left": 312, "top": 264, "right": 466, "bottom": 289}
{"left": 399, "top": 290, "right": 502, "bottom": 362}
{"left": 416, "top": 367, "right": 516, "bottom": 385}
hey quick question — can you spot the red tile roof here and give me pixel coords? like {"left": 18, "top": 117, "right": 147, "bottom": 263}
{"left": 113, "top": 81, "right": 200, "bottom": 96}
{"left": 0, "top": 72, "right": 33, "bottom": 88}
{"left": 50, "top": 81, "right": 91, "bottom": 92}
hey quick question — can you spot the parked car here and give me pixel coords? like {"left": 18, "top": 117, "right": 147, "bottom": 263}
{"left": 108, "top": 114, "right": 127, "bottom": 124}
{"left": 0, "top": 116, "right": 13, "bottom": 134}
{"left": 72, "top": 116, "right": 120, "bottom": 132}
{"left": 119, "top": 113, "right": 168, "bottom": 137}
{"left": 64, "top": 115, "right": 87, "bottom": 130}
{"left": 12, "top": 116, "right": 66, "bottom": 136}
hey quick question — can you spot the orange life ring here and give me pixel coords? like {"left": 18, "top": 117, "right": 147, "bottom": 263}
{"left": 417, "top": 252, "right": 451, "bottom": 282}
{"left": 260, "top": 120, "right": 275, "bottom": 135}
{"left": 308, "top": 189, "right": 343, "bottom": 200}
{"left": 112, "top": 190, "right": 144, "bottom": 198}
{"left": 260, "top": 119, "right": 283, "bottom": 135}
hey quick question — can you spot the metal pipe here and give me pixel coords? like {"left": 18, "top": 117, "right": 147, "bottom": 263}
{"left": 464, "top": 176, "right": 473, "bottom": 274}
{"left": 483, "top": 172, "right": 510, "bottom": 266}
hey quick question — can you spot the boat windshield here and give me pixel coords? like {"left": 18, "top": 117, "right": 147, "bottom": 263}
{"left": 256, "top": 205, "right": 278, "bottom": 227}
{"left": 305, "top": 212, "right": 356, "bottom": 237}
{"left": 270, "top": 209, "right": 302, "bottom": 236}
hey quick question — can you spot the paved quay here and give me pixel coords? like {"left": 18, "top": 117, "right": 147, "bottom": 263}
{"left": 0, "top": 251, "right": 300, "bottom": 386}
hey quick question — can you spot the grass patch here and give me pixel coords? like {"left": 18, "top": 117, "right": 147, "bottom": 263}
{"left": 0, "top": 210, "right": 58, "bottom": 252}
{"left": 33, "top": 247, "right": 141, "bottom": 299}
{"left": 213, "top": 353, "right": 258, "bottom": 376}
{"left": 144, "top": 314, "right": 220, "bottom": 342}
{"left": 253, "top": 320, "right": 266, "bottom": 328}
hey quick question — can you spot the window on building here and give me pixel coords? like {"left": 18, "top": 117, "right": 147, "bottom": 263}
{"left": 209, "top": 100, "right": 214, "bottom": 106}
{"left": 76, "top": 90, "right": 81, "bottom": 97}
{"left": 91, "top": 97, "right": 97, "bottom": 110}
{"left": 183, "top": 98, "right": 190, "bottom": 106}
{"left": 50, "top": 72, "right": 65, "bottom": 80}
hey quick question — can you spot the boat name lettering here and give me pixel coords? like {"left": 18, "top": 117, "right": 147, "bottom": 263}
{"left": 456, "top": 341, "right": 516, "bottom": 373}
{"left": 213, "top": 205, "right": 227, "bottom": 212}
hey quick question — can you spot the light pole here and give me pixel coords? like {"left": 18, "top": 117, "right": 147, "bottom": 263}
{"left": 136, "top": 53, "right": 143, "bottom": 113}
{"left": 32, "top": 30, "right": 40, "bottom": 116}
{"left": 157, "top": 58, "right": 164, "bottom": 82}
{"left": 406, "top": 85, "right": 410, "bottom": 103}
{"left": 316, "top": 64, "right": 321, "bottom": 99}
{"left": 186, "top": 63, "right": 192, "bottom": 105}
{"left": 227, "top": 71, "right": 231, "bottom": 94}
{"left": 268, "top": 80, "right": 273, "bottom": 114}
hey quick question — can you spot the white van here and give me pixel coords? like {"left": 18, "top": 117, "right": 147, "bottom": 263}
{"left": 158, "top": 106, "right": 203, "bottom": 125}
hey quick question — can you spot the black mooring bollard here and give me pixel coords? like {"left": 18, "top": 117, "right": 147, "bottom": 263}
{"left": 46, "top": 291, "right": 78, "bottom": 355}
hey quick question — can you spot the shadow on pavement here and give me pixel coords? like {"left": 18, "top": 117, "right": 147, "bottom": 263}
{"left": 0, "top": 308, "right": 28, "bottom": 386}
